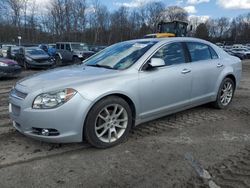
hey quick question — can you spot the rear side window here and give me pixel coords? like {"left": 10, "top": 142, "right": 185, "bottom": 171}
{"left": 187, "top": 42, "right": 212, "bottom": 62}
{"left": 209, "top": 46, "right": 219, "bottom": 59}
{"left": 66, "top": 44, "right": 71, "bottom": 51}
{"left": 152, "top": 42, "right": 186, "bottom": 66}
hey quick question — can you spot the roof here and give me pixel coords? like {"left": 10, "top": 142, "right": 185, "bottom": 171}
{"left": 127, "top": 37, "right": 212, "bottom": 44}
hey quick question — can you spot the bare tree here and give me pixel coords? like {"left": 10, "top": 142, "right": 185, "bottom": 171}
{"left": 146, "top": 2, "right": 165, "bottom": 32}
{"left": 160, "top": 6, "right": 188, "bottom": 22}
{"left": 6, "top": 0, "right": 24, "bottom": 30}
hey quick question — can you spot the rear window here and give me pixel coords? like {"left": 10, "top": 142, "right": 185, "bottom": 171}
{"left": 209, "top": 46, "right": 219, "bottom": 59}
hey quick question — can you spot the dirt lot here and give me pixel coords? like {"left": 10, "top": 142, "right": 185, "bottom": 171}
{"left": 0, "top": 61, "right": 250, "bottom": 188}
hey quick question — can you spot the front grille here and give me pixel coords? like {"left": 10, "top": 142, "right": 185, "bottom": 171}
{"left": 34, "top": 58, "right": 49, "bottom": 63}
{"left": 10, "top": 88, "right": 28, "bottom": 100}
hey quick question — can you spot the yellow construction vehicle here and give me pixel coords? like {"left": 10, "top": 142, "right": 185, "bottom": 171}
{"left": 144, "top": 20, "right": 189, "bottom": 38}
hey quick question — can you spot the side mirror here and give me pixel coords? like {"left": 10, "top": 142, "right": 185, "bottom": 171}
{"left": 149, "top": 58, "right": 165, "bottom": 68}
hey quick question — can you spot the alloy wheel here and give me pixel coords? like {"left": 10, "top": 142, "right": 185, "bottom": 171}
{"left": 94, "top": 104, "right": 128, "bottom": 143}
{"left": 220, "top": 81, "right": 233, "bottom": 106}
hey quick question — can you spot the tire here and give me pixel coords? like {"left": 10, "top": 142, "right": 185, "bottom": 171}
{"left": 84, "top": 96, "right": 132, "bottom": 148}
{"left": 24, "top": 61, "right": 29, "bottom": 70}
{"left": 212, "top": 77, "right": 235, "bottom": 109}
{"left": 55, "top": 55, "right": 62, "bottom": 66}
{"left": 73, "top": 56, "right": 81, "bottom": 64}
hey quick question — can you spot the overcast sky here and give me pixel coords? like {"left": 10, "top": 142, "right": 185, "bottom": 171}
{"left": 35, "top": 0, "right": 250, "bottom": 19}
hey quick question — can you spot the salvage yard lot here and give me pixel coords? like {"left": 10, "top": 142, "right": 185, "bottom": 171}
{"left": 0, "top": 61, "right": 250, "bottom": 188}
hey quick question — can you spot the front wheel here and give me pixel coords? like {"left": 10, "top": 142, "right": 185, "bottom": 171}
{"left": 84, "top": 96, "right": 132, "bottom": 148}
{"left": 212, "top": 77, "right": 235, "bottom": 109}
{"left": 55, "top": 55, "right": 62, "bottom": 66}
{"left": 23, "top": 61, "right": 29, "bottom": 70}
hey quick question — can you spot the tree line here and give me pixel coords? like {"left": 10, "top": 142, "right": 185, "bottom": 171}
{"left": 0, "top": 0, "right": 249, "bottom": 45}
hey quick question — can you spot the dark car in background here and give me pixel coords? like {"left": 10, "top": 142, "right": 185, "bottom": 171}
{"left": 0, "top": 57, "right": 21, "bottom": 78}
{"left": 6, "top": 46, "right": 21, "bottom": 60}
{"left": 55, "top": 42, "right": 95, "bottom": 65}
{"left": 231, "top": 48, "right": 250, "bottom": 59}
{"left": 90, "top": 45, "right": 107, "bottom": 53}
{"left": 15, "top": 47, "right": 55, "bottom": 69}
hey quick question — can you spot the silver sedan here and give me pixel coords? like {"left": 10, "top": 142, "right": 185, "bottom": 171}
{"left": 9, "top": 37, "right": 242, "bottom": 148}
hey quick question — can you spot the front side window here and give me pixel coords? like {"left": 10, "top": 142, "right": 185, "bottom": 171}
{"left": 187, "top": 42, "right": 212, "bottom": 62}
{"left": 60, "top": 44, "right": 65, "bottom": 50}
{"left": 152, "top": 42, "right": 186, "bottom": 66}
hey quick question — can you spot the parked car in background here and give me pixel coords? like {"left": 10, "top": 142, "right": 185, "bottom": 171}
{"left": 9, "top": 37, "right": 241, "bottom": 148}
{"left": 55, "top": 42, "right": 95, "bottom": 65}
{"left": 6, "top": 46, "right": 21, "bottom": 60}
{"left": 15, "top": 47, "right": 55, "bottom": 69}
{"left": 90, "top": 45, "right": 108, "bottom": 53}
{"left": 38, "top": 44, "right": 49, "bottom": 53}
{"left": 48, "top": 43, "right": 56, "bottom": 57}
{"left": 0, "top": 44, "right": 16, "bottom": 57}
{"left": 0, "top": 57, "right": 21, "bottom": 78}
{"left": 231, "top": 48, "right": 250, "bottom": 59}
{"left": 232, "top": 44, "right": 244, "bottom": 49}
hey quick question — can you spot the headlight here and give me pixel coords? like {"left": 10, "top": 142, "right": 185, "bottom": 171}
{"left": 26, "top": 57, "right": 33, "bottom": 62}
{"left": 32, "top": 88, "right": 77, "bottom": 109}
{"left": 0, "top": 62, "right": 8, "bottom": 67}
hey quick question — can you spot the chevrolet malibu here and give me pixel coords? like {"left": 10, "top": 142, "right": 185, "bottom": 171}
{"left": 9, "top": 38, "right": 242, "bottom": 148}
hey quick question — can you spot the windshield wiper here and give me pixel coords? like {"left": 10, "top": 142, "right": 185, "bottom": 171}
{"left": 86, "top": 64, "right": 115, "bottom": 69}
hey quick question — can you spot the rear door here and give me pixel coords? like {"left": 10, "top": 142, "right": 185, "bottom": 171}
{"left": 186, "top": 42, "right": 224, "bottom": 103}
{"left": 139, "top": 42, "right": 192, "bottom": 119}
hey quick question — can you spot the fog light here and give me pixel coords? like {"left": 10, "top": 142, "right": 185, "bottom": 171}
{"left": 41, "top": 129, "right": 49, "bottom": 136}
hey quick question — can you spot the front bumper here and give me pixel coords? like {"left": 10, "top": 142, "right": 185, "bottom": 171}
{"left": 27, "top": 60, "right": 55, "bottom": 68}
{"left": 0, "top": 65, "right": 22, "bottom": 77}
{"left": 9, "top": 90, "right": 92, "bottom": 143}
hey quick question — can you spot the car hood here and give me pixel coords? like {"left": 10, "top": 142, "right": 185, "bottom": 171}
{"left": 17, "top": 65, "right": 120, "bottom": 93}
{"left": 0, "top": 58, "right": 18, "bottom": 65}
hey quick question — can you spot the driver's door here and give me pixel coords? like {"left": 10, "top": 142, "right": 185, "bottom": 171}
{"left": 138, "top": 42, "right": 192, "bottom": 119}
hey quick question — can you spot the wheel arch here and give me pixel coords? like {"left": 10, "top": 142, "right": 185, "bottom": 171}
{"left": 83, "top": 93, "right": 137, "bottom": 137}
{"left": 225, "top": 74, "right": 236, "bottom": 88}
{"left": 55, "top": 53, "right": 62, "bottom": 59}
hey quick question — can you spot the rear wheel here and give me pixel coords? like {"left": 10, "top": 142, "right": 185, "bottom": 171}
{"left": 212, "top": 77, "right": 235, "bottom": 109}
{"left": 84, "top": 96, "right": 132, "bottom": 148}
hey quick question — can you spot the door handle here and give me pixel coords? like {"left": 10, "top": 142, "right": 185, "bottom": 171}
{"left": 217, "top": 63, "right": 224, "bottom": 68}
{"left": 181, "top": 69, "right": 191, "bottom": 74}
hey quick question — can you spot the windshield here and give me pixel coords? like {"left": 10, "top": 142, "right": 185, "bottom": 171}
{"left": 159, "top": 22, "right": 187, "bottom": 37}
{"left": 71, "top": 43, "right": 89, "bottom": 51}
{"left": 160, "top": 23, "right": 176, "bottom": 33}
{"left": 25, "top": 48, "right": 48, "bottom": 56}
{"left": 85, "top": 41, "right": 156, "bottom": 70}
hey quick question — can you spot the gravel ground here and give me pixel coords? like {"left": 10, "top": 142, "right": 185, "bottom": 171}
{"left": 0, "top": 61, "right": 250, "bottom": 188}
